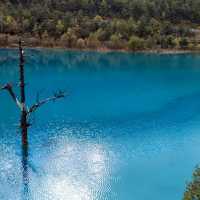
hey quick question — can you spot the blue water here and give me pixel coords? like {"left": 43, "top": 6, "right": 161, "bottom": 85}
{"left": 0, "top": 49, "right": 200, "bottom": 200}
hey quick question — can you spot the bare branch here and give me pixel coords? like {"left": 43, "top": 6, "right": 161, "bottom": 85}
{"left": 28, "top": 91, "right": 66, "bottom": 114}
{"left": 1, "top": 83, "right": 23, "bottom": 110}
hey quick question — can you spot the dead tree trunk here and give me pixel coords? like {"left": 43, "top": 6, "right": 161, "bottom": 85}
{"left": 1, "top": 39, "right": 66, "bottom": 199}
{"left": 19, "top": 40, "right": 29, "bottom": 199}
{"left": 19, "top": 39, "right": 28, "bottom": 148}
{"left": 1, "top": 39, "right": 65, "bottom": 135}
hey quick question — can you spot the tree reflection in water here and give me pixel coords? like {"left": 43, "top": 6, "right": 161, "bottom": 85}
{"left": 21, "top": 139, "right": 29, "bottom": 200}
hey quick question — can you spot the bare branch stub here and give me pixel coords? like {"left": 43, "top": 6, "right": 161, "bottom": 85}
{"left": 1, "top": 39, "right": 66, "bottom": 128}
{"left": 28, "top": 91, "right": 66, "bottom": 114}
{"left": 1, "top": 83, "right": 22, "bottom": 110}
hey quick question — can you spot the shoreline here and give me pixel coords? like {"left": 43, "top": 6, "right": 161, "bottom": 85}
{"left": 0, "top": 44, "right": 197, "bottom": 54}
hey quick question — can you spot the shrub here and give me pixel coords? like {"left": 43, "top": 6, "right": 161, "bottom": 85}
{"left": 41, "top": 31, "right": 55, "bottom": 47}
{"left": 60, "top": 28, "right": 77, "bottom": 48}
{"left": 183, "top": 167, "right": 200, "bottom": 200}
{"left": 146, "top": 37, "right": 157, "bottom": 49}
{"left": 128, "top": 36, "right": 145, "bottom": 51}
{"left": 86, "top": 33, "right": 100, "bottom": 48}
{"left": 161, "top": 35, "right": 177, "bottom": 49}
{"left": 106, "top": 34, "right": 124, "bottom": 49}
{"left": 179, "top": 37, "right": 189, "bottom": 49}
{"left": 76, "top": 38, "right": 85, "bottom": 49}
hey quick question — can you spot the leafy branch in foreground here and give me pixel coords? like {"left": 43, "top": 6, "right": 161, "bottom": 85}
{"left": 183, "top": 166, "right": 200, "bottom": 200}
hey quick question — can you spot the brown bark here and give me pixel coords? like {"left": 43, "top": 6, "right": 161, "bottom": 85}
{"left": 1, "top": 39, "right": 65, "bottom": 199}
{"left": 19, "top": 39, "right": 28, "bottom": 147}
{"left": 19, "top": 39, "right": 29, "bottom": 200}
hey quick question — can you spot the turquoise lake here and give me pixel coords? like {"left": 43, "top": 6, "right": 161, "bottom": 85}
{"left": 0, "top": 49, "right": 200, "bottom": 200}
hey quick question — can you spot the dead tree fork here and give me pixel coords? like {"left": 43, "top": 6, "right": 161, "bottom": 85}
{"left": 0, "top": 39, "right": 65, "bottom": 198}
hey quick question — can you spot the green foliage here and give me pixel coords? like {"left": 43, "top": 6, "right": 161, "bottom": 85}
{"left": 86, "top": 32, "right": 100, "bottom": 48}
{"left": 128, "top": 36, "right": 145, "bottom": 50}
{"left": 183, "top": 167, "right": 200, "bottom": 200}
{"left": 107, "top": 34, "right": 124, "bottom": 49}
{"left": 179, "top": 37, "right": 189, "bottom": 49}
{"left": 161, "top": 35, "right": 177, "bottom": 49}
{"left": 60, "top": 28, "right": 77, "bottom": 48}
{"left": 0, "top": 0, "right": 199, "bottom": 50}
{"left": 56, "top": 20, "right": 64, "bottom": 36}
{"left": 4, "top": 15, "right": 18, "bottom": 34}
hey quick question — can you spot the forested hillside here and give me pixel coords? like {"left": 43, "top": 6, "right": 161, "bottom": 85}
{"left": 0, "top": 0, "right": 200, "bottom": 50}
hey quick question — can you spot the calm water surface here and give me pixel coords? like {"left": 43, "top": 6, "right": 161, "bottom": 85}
{"left": 0, "top": 49, "right": 200, "bottom": 200}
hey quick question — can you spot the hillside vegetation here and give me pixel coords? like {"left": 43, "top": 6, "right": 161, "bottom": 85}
{"left": 0, "top": 0, "right": 200, "bottom": 50}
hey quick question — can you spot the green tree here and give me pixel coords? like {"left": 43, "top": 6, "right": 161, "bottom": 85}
{"left": 183, "top": 167, "right": 200, "bottom": 200}
{"left": 108, "top": 34, "right": 124, "bottom": 49}
{"left": 95, "top": 28, "right": 110, "bottom": 41}
{"left": 56, "top": 20, "right": 64, "bottom": 36}
{"left": 115, "top": 19, "right": 130, "bottom": 39}
{"left": 128, "top": 35, "right": 145, "bottom": 51}
{"left": 161, "top": 35, "right": 177, "bottom": 49}
{"left": 179, "top": 37, "right": 189, "bottom": 49}
{"left": 0, "top": 0, "right": 199, "bottom": 50}
{"left": 149, "top": 18, "right": 161, "bottom": 36}
{"left": 41, "top": 30, "right": 54, "bottom": 47}
{"left": 4, "top": 15, "right": 19, "bottom": 34}
{"left": 86, "top": 32, "right": 100, "bottom": 48}
{"left": 60, "top": 28, "right": 77, "bottom": 48}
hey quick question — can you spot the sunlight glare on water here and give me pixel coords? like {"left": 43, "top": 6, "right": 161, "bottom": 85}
{"left": 1, "top": 49, "right": 200, "bottom": 200}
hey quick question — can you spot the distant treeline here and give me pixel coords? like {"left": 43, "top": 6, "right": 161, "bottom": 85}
{"left": 0, "top": 0, "right": 200, "bottom": 50}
